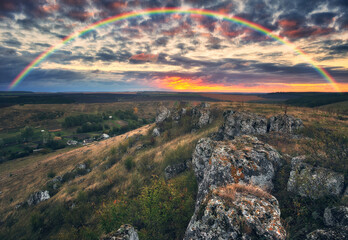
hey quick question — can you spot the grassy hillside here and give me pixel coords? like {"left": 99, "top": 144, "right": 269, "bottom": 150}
{"left": 0, "top": 101, "right": 347, "bottom": 239}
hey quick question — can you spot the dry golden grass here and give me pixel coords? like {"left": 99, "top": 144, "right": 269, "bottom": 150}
{"left": 1, "top": 101, "right": 347, "bottom": 221}
{"left": 0, "top": 124, "right": 154, "bottom": 218}
{"left": 215, "top": 183, "right": 273, "bottom": 202}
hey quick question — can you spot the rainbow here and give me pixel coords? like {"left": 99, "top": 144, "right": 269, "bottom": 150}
{"left": 9, "top": 8, "right": 341, "bottom": 92}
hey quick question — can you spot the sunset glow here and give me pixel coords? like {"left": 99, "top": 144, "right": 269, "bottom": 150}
{"left": 159, "top": 76, "right": 348, "bottom": 93}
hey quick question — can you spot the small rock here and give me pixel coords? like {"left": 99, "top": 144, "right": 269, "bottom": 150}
{"left": 100, "top": 224, "right": 139, "bottom": 240}
{"left": 152, "top": 127, "right": 160, "bottom": 137}
{"left": 324, "top": 206, "right": 348, "bottom": 227}
{"left": 287, "top": 156, "right": 344, "bottom": 199}
{"left": 27, "top": 190, "right": 50, "bottom": 206}
{"left": 306, "top": 226, "right": 348, "bottom": 240}
{"left": 76, "top": 163, "right": 86, "bottom": 170}
{"left": 164, "top": 162, "right": 189, "bottom": 180}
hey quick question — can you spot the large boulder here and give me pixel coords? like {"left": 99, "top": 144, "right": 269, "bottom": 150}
{"left": 192, "top": 136, "right": 281, "bottom": 205}
{"left": 27, "top": 190, "right": 50, "bottom": 206}
{"left": 218, "top": 111, "right": 267, "bottom": 140}
{"left": 268, "top": 114, "right": 303, "bottom": 134}
{"left": 287, "top": 156, "right": 344, "bottom": 199}
{"left": 155, "top": 106, "right": 171, "bottom": 124}
{"left": 184, "top": 184, "right": 286, "bottom": 240}
{"left": 100, "top": 224, "right": 139, "bottom": 240}
{"left": 324, "top": 206, "right": 348, "bottom": 227}
{"left": 306, "top": 226, "right": 348, "bottom": 240}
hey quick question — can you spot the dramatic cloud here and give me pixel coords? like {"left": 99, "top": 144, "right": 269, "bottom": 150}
{"left": 0, "top": 0, "right": 347, "bottom": 92}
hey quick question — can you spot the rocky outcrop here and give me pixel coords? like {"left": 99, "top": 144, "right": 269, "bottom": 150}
{"left": 100, "top": 224, "right": 139, "bottom": 240}
{"left": 185, "top": 184, "right": 286, "bottom": 240}
{"left": 193, "top": 135, "right": 281, "bottom": 205}
{"left": 192, "top": 103, "right": 213, "bottom": 129}
{"left": 324, "top": 206, "right": 348, "bottom": 227}
{"left": 306, "top": 226, "right": 348, "bottom": 240}
{"left": 27, "top": 190, "right": 50, "bottom": 206}
{"left": 155, "top": 106, "right": 171, "bottom": 124}
{"left": 164, "top": 161, "right": 189, "bottom": 180}
{"left": 47, "top": 176, "right": 62, "bottom": 190}
{"left": 218, "top": 111, "right": 267, "bottom": 140}
{"left": 185, "top": 135, "right": 285, "bottom": 239}
{"left": 218, "top": 111, "right": 303, "bottom": 140}
{"left": 287, "top": 156, "right": 344, "bottom": 199}
{"left": 268, "top": 115, "right": 303, "bottom": 133}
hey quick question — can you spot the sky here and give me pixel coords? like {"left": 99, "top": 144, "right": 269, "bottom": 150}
{"left": 0, "top": 0, "right": 347, "bottom": 93}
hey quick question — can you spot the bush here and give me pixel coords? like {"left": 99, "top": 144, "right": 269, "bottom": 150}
{"left": 100, "top": 175, "right": 196, "bottom": 240}
{"left": 47, "top": 170, "right": 56, "bottom": 178}
{"left": 124, "top": 157, "right": 134, "bottom": 171}
{"left": 30, "top": 213, "right": 44, "bottom": 232}
{"left": 162, "top": 142, "right": 196, "bottom": 168}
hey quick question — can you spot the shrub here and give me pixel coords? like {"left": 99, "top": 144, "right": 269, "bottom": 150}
{"left": 162, "top": 141, "right": 196, "bottom": 168}
{"left": 30, "top": 213, "right": 44, "bottom": 232}
{"left": 99, "top": 176, "right": 196, "bottom": 240}
{"left": 124, "top": 157, "right": 134, "bottom": 171}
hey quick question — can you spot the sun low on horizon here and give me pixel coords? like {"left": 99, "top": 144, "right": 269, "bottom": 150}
{"left": 0, "top": 0, "right": 348, "bottom": 93}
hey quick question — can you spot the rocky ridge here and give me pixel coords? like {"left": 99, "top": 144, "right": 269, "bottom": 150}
{"left": 218, "top": 111, "right": 304, "bottom": 140}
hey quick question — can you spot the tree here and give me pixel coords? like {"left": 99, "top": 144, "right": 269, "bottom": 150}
{"left": 21, "top": 126, "right": 34, "bottom": 142}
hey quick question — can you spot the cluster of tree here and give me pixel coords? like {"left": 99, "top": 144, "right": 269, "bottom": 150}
{"left": 76, "top": 122, "right": 103, "bottom": 133}
{"left": 30, "top": 111, "right": 64, "bottom": 121}
{"left": 110, "top": 120, "right": 142, "bottom": 135}
{"left": 114, "top": 110, "right": 138, "bottom": 121}
{"left": 63, "top": 114, "right": 104, "bottom": 128}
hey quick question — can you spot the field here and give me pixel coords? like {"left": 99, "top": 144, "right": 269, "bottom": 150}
{"left": 0, "top": 93, "right": 347, "bottom": 239}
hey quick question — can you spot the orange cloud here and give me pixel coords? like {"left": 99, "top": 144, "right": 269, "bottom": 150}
{"left": 129, "top": 53, "right": 158, "bottom": 62}
{"left": 40, "top": 4, "right": 59, "bottom": 13}
{"left": 157, "top": 76, "right": 347, "bottom": 93}
{"left": 278, "top": 19, "right": 298, "bottom": 29}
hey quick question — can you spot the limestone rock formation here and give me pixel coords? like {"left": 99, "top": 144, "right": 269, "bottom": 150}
{"left": 268, "top": 114, "right": 303, "bottom": 133}
{"left": 155, "top": 106, "right": 171, "bottom": 124}
{"left": 218, "top": 111, "right": 267, "bottom": 140}
{"left": 192, "top": 135, "right": 281, "bottom": 205}
{"left": 184, "top": 184, "right": 286, "bottom": 240}
{"left": 192, "top": 103, "right": 213, "bottom": 129}
{"left": 100, "top": 224, "right": 139, "bottom": 240}
{"left": 218, "top": 111, "right": 304, "bottom": 140}
{"left": 287, "top": 156, "right": 344, "bottom": 199}
{"left": 185, "top": 135, "right": 285, "bottom": 239}
{"left": 324, "top": 206, "right": 348, "bottom": 227}
{"left": 27, "top": 190, "right": 50, "bottom": 206}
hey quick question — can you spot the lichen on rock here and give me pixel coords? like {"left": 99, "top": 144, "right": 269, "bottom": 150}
{"left": 287, "top": 156, "right": 344, "bottom": 199}
{"left": 185, "top": 184, "right": 286, "bottom": 240}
